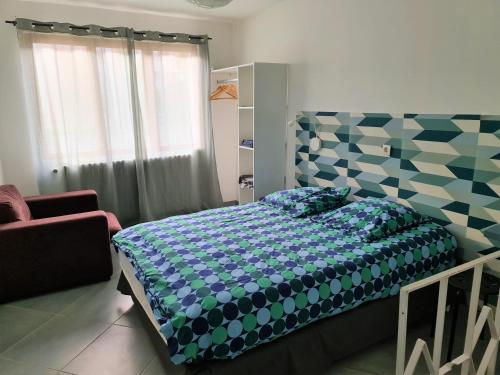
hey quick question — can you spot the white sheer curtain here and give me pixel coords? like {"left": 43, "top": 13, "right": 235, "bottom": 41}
{"left": 19, "top": 31, "right": 222, "bottom": 224}
{"left": 135, "top": 41, "right": 205, "bottom": 158}
{"left": 28, "top": 34, "right": 135, "bottom": 166}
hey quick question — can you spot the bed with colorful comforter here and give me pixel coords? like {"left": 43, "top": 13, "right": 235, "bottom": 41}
{"left": 112, "top": 201, "right": 457, "bottom": 365}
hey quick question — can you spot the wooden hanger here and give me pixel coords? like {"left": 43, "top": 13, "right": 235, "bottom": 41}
{"left": 209, "top": 84, "right": 238, "bottom": 100}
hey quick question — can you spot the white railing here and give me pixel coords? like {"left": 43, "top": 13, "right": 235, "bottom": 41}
{"left": 396, "top": 250, "right": 500, "bottom": 375}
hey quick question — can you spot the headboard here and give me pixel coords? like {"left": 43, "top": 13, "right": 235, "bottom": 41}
{"left": 295, "top": 111, "right": 499, "bottom": 258}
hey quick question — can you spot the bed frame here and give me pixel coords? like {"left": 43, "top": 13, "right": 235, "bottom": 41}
{"left": 117, "top": 253, "right": 437, "bottom": 375}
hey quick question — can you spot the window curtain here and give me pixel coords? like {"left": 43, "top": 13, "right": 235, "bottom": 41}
{"left": 17, "top": 20, "right": 222, "bottom": 225}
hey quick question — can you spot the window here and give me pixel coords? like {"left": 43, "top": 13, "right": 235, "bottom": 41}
{"left": 28, "top": 33, "right": 205, "bottom": 166}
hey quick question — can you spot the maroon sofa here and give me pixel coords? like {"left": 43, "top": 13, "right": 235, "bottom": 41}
{"left": 0, "top": 185, "right": 122, "bottom": 303}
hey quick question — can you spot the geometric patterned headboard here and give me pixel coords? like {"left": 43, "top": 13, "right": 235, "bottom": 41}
{"left": 295, "top": 112, "right": 499, "bottom": 257}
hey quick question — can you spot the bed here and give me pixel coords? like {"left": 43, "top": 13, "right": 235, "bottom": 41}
{"left": 113, "top": 200, "right": 457, "bottom": 373}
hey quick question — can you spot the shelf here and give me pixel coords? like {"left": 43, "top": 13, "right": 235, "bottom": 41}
{"left": 239, "top": 145, "right": 254, "bottom": 151}
{"left": 211, "top": 66, "right": 238, "bottom": 74}
{"left": 212, "top": 63, "right": 254, "bottom": 74}
{"left": 239, "top": 106, "right": 254, "bottom": 110}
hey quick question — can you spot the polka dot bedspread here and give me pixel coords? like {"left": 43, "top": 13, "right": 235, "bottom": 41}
{"left": 112, "top": 202, "right": 457, "bottom": 365}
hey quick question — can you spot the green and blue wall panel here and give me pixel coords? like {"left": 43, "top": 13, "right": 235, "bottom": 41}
{"left": 295, "top": 111, "right": 500, "bottom": 256}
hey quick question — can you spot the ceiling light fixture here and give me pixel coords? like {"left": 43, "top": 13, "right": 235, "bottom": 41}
{"left": 187, "top": 0, "right": 234, "bottom": 9}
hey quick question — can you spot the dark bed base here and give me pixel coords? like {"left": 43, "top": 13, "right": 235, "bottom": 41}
{"left": 117, "top": 273, "right": 437, "bottom": 375}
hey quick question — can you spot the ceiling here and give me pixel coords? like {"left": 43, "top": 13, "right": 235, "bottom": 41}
{"left": 23, "top": 0, "right": 284, "bottom": 20}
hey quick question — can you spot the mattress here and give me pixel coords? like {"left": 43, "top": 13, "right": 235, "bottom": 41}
{"left": 112, "top": 202, "right": 457, "bottom": 365}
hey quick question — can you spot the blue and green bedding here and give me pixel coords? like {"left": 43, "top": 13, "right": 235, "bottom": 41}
{"left": 112, "top": 201, "right": 457, "bottom": 365}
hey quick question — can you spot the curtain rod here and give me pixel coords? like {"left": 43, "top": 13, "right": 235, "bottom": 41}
{"left": 4, "top": 20, "right": 212, "bottom": 40}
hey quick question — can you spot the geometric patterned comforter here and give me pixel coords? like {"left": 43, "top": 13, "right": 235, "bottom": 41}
{"left": 112, "top": 203, "right": 457, "bottom": 365}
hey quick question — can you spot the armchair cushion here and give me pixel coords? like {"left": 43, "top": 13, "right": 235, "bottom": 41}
{"left": 25, "top": 189, "right": 99, "bottom": 219}
{"left": 0, "top": 185, "right": 32, "bottom": 224}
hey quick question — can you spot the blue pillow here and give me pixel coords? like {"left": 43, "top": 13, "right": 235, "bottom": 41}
{"left": 261, "top": 186, "right": 350, "bottom": 217}
{"left": 314, "top": 197, "right": 427, "bottom": 241}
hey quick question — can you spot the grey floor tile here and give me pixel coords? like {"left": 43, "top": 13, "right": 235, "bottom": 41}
{"left": 1, "top": 314, "right": 109, "bottom": 370}
{"left": 335, "top": 327, "right": 433, "bottom": 375}
{"left": 63, "top": 325, "right": 156, "bottom": 375}
{"left": 60, "top": 279, "right": 133, "bottom": 324}
{"left": 334, "top": 340, "right": 397, "bottom": 375}
{"left": 7, "top": 285, "right": 94, "bottom": 315}
{"left": 0, "top": 356, "right": 59, "bottom": 375}
{"left": 140, "top": 356, "right": 188, "bottom": 375}
{"left": 114, "top": 305, "right": 148, "bottom": 329}
{"left": 0, "top": 305, "right": 54, "bottom": 353}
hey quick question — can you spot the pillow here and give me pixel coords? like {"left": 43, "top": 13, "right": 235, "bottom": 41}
{"left": 261, "top": 186, "right": 350, "bottom": 217}
{"left": 315, "top": 197, "right": 427, "bottom": 241}
{"left": 286, "top": 187, "right": 351, "bottom": 217}
{"left": 260, "top": 186, "right": 325, "bottom": 208}
{"left": 0, "top": 185, "right": 32, "bottom": 224}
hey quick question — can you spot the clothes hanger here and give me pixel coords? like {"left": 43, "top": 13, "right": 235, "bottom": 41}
{"left": 209, "top": 84, "right": 237, "bottom": 100}
{"left": 209, "top": 84, "right": 238, "bottom": 100}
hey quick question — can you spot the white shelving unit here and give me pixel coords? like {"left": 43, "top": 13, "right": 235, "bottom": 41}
{"left": 211, "top": 63, "right": 287, "bottom": 205}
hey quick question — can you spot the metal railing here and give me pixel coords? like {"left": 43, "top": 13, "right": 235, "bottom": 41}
{"left": 396, "top": 250, "right": 500, "bottom": 375}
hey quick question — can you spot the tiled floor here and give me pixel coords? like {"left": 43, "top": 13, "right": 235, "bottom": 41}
{"left": 0, "top": 249, "right": 498, "bottom": 375}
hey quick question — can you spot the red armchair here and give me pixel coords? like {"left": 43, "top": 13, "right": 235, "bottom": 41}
{"left": 0, "top": 186, "right": 122, "bottom": 302}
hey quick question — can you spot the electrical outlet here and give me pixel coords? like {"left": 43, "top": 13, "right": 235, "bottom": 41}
{"left": 382, "top": 144, "right": 391, "bottom": 156}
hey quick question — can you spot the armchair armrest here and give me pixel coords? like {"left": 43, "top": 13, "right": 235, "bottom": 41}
{"left": 0, "top": 210, "right": 112, "bottom": 302}
{"left": 24, "top": 190, "right": 99, "bottom": 219}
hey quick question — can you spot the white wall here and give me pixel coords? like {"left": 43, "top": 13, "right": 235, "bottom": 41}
{"left": 0, "top": 0, "right": 236, "bottom": 195}
{"left": 0, "top": 160, "right": 4, "bottom": 185}
{"left": 234, "top": 0, "right": 500, "bottom": 187}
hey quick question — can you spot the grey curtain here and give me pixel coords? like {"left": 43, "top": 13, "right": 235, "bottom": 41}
{"left": 17, "top": 18, "right": 222, "bottom": 226}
